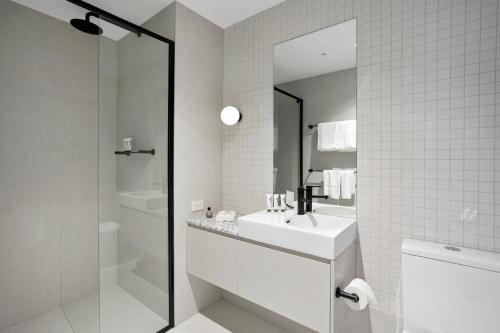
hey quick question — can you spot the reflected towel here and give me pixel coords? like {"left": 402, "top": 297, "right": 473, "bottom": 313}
{"left": 328, "top": 170, "right": 341, "bottom": 200}
{"left": 342, "top": 120, "right": 356, "bottom": 151}
{"left": 318, "top": 122, "right": 338, "bottom": 151}
{"left": 317, "top": 120, "right": 356, "bottom": 151}
{"left": 340, "top": 169, "right": 356, "bottom": 199}
{"left": 323, "top": 170, "right": 330, "bottom": 196}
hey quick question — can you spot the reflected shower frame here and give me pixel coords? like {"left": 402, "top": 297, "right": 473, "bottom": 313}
{"left": 66, "top": 1, "right": 176, "bottom": 332}
{"left": 273, "top": 87, "right": 304, "bottom": 187}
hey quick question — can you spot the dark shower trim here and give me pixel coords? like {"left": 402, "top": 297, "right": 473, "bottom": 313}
{"left": 165, "top": 41, "right": 175, "bottom": 333}
{"left": 66, "top": 0, "right": 174, "bottom": 45}
{"left": 67, "top": 1, "right": 176, "bottom": 332}
{"left": 274, "top": 86, "right": 304, "bottom": 187}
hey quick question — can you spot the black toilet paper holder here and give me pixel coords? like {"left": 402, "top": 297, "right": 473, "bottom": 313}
{"left": 335, "top": 287, "right": 359, "bottom": 303}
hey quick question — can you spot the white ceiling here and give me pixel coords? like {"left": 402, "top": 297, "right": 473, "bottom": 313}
{"left": 10, "top": 0, "right": 286, "bottom": 40}
{"left": 274, "top": 19, "right": 357, "bottom": 85}
{"left": 179, "top": 0, "right": 285, "bottom": 29}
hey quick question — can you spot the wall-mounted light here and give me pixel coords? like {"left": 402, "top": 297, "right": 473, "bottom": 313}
{"left": 220, "top": 106, "right": 242, "bottom": 126}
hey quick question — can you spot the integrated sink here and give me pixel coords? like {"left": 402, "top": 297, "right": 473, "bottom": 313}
{"left": 119, "top": 190, "right": 167, "bottom": 211}
{"left": 238, "top": 210, "right": 357, "bottom": 260}
{"left": 312, "top": 203, "right": 356, "bottom": 219}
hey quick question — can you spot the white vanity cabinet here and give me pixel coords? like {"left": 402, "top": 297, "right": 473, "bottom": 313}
{"left": 187, "top": 227, "right": 238, "bottom": 293}
{"left": 237, "top": 240, "right": 331, "bottom": 332}
{"left": 187, "top": 225, "right": 356, "bottom": 333}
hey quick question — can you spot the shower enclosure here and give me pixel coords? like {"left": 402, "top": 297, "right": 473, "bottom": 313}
{"left": 0, "top": 0, "right": 174, "bottom": 332}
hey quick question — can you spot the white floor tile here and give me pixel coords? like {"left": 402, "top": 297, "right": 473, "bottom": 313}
{"left": 1, "top": 285, "right": 168, "bottom": 333}
{"left": 62, "top": 293, "right": 99, "bottom": 333}
{"left": 0, "top": 308, "right": 73, "bottom": 333}
{"left": 98, "top": 285, "right": 168, "bottom": 333}
{"left": 64, "top": 285, "right": 168, "bottom": 333}
{"left": 172, "top": 300, "right": 289, "bottom": 333}
{"left": 171, "top": 313, "right": 232, "bottom": 333}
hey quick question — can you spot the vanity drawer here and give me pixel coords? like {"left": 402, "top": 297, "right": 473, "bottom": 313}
{"left": 237, "top": 241, "right": 331, "bottom": 333}
{"left": 187, "top": 227, "right": 238, "bottom": 293}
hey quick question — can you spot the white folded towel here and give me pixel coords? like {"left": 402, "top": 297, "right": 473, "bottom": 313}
{"left": 323, "top": 170, "right": 330, "bottom": 196}
{"left": 342, "top": 120, "right": 356, "bottom": 151}
{"left": 317, "top": 120, "right": 356, "bottom": 151}
{"left": 215, "top": 211, "right": 236, "bottom": 222}
{"left": 340, "top": 169, "right": 356, "bottom": 199}
{"left": 318, "top": 122, "right": 338, "bottom": 151}
{"left": 327, "top": 170, "right": 341, "bottom": 200}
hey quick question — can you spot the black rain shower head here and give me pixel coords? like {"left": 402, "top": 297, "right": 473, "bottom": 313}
{"left": 70, "top": 12, "right": 103, "bottom": 35}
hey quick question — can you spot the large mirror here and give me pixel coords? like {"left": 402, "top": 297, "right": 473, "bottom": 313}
{"left": 273, "top": 19, "right": 356, "bottom": 216}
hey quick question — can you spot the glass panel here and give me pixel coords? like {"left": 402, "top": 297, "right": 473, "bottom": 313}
{"left": 98, "top": 22, "right": 170, "bottom": 333}
{"left": 0, "top": 1, "right": 99, "bottom": 332}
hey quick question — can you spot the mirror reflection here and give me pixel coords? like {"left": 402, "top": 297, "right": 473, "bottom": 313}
{"left": 273, "top": 19, "right": 357, "bottom": 217}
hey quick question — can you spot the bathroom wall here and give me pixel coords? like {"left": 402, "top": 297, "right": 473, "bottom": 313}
{"left": 223, "top": 0, "right": 500, "bottom": 329}
{"left": 277, "top": 69, "right": 357, "bottom": 206}
{"left": 0, "top": 0, "right": 108, "bottom": 328}
{"left": 173, "top": 2, "right": 224, "bottom": 325}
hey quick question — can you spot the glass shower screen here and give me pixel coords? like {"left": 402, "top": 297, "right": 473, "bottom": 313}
{"left": 98, "top": 18, "right": 173, "bottom": 333}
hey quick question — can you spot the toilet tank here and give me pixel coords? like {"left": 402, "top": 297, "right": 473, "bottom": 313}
{"left": 402, "top": 239, "right": 500, "bottom": 333}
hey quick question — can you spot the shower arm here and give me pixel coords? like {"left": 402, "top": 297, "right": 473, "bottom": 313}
{"left": 96, "top": 14, "right": 142, "bottom": 37}
{"left": 69, "top": 0, "right": 142, "bottom": 37}
{"left": 84, "top": 11, "right": 141, "bottom": 37}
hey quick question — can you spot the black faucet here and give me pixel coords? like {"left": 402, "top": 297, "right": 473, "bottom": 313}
{"left": 297, "top": 185, "right": 329, "bottom": 215}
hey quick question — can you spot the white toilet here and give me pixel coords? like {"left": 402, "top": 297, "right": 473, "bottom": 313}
{"left": 402, "top": 239, "right": 500, "bottom": 333}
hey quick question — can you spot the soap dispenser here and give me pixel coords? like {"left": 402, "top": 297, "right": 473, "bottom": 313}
{"left": 206, "top": 207, "right": 213, "bottom": 218}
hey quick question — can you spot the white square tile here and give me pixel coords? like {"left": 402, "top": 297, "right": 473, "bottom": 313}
{"left": 223, "top": 0, "right": 500, "bottom": 321}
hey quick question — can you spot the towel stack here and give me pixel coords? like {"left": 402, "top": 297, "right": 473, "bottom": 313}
{"left": 323, "top": 169, "right": 356, "bottom": 200}
{"left": 317, "top": 120, "right": 356, "bottom": 151}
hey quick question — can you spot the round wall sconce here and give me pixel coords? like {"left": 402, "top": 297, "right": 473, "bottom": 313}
{"left": 220, "top": 106, "right": 242, "bottom": 125}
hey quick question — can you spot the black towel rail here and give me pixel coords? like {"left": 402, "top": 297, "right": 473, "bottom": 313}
{"left": 115, "top": 149, "right": 155, "bottom": 156}
{"left": 309, "top": 168, "right": 356, "bottom": 173}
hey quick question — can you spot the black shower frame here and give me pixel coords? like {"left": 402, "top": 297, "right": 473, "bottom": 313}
{"left": 273, "top": 87, "right": 304, "bottom": 187}
{"left": 66, "top": 1, "right": 175, "bottom": 332}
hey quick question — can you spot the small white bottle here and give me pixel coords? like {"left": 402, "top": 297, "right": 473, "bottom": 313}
{"left": 273, "top": 194, "right": 279, "bottom": 212}
{"left": 280, "top": 194, "right": 286, "bottom": 212}
{"left": 266, "top": 194, "right": 273, "bottom": 212}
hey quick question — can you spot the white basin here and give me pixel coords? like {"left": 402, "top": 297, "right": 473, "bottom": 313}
{"left": 312, "top": 203, "right": 356, "bottom": 219}
{"left": 119, "top": 190, "right": 167, "bottom": 211}
{"left": 238, "top": 210, "right": 357, "bottom": 260}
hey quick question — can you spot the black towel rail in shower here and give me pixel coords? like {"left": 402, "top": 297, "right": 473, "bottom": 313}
{"left": 114, "top": 149, "right": 155, "bottom": 156}
{"left": 308, "top": 124, "right": 318, "bottom": 129}
{"left": 308, "top": 168, "right": 357, "bottom": 173}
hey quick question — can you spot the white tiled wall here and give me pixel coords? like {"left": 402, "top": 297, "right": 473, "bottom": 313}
{"left": 223, "top": 0, "right": 500, "bottom": 317}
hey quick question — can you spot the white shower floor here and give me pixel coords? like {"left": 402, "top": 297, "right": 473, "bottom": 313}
{"left": 0, "top": 285, "right": 167, "bottom": 333}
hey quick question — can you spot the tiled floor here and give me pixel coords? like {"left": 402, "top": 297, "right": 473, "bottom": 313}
{"left": 171, "top": 299, "right": 288, "bottom": 333}
{"left": 0, "top": 285, "right": 167, "bottom": 333}
{"left": 2, "top": 291, "right": 289, "bottom": 333}
{"left": 0, "top": 309, "right": 74, "bottom": 333}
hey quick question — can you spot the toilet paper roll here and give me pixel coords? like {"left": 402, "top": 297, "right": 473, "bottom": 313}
{"left": 342, "top": 278, "right": 377, "bottom": 311}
